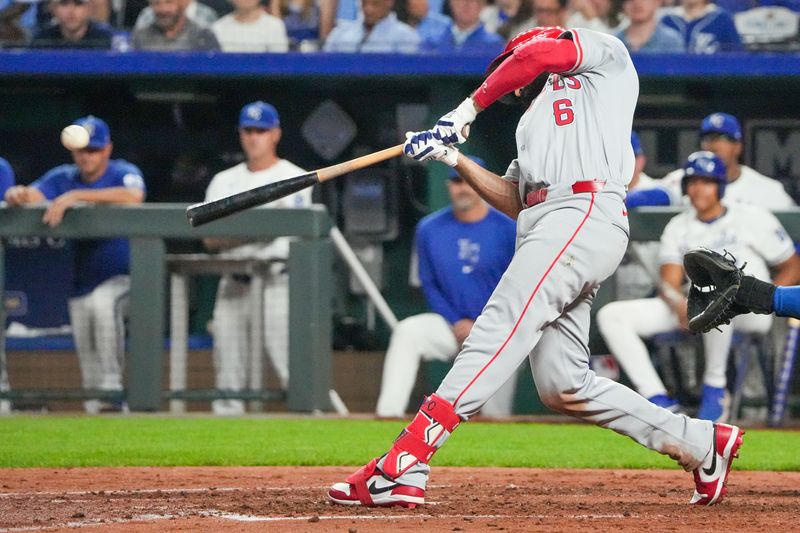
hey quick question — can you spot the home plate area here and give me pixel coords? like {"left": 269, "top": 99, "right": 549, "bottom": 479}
{"left": 0, "top": 467, "right": 798, "bottom": 532}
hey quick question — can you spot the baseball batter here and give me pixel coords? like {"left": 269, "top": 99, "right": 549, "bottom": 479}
{"left": 329, "top": 27, "right": 742, "bottom": 508}
{"left": 597, "top": 151, "right": 799, "bottom": 421}
{"left": 203, "top": 101, "right": 311, "bottom": 416}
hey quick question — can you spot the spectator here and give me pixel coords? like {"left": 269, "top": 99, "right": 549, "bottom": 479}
{"left": 270, "top": 0, "right": 337, "bottom": 51}
{"left": 397, "top": 0, "right": 452, "bottom": 49}
{"left": 480, "top": 0, "right": 535, "bottom": 40}
{"left": 376, "top": 156, "right": 518, "bottom": 418}
{"left": 4, "top": 116, "right": 146, "bottom": 414}
{"left": 29, "top": 0, "right": 114, "bottom": 48}
{"left": 0, "top": 0, "right": 34, "bottom": 46}
{"left": 597, "top": 151, "right": 800, "bottom": 421}
{"left": 134, "top": 0, "right": 218, "bottom": 30}
{"left": 532, "top": 0, "right": 568, "bottom": 27}
{"left": 660, "top": 0, "right": 742, "bottom": 53}
{"left": 132, "top": 0, "right": 220, "bottom": 50}
{"left": 203, "top": 101, "right": 312, "bottom": 416}
{"left": 0, "top": 156, "right": 14, "bottom": 199}
{"left": 323, "top": 0, "right": 420, "bottom": 53}
{"left": 615, "top": 0, "right": 685, "bottom": 52}
{"left": 212, "top": 0, "right": 288, "bottom": 52}
{"left": 658, "top": 113, "right": 796, "bottom": 209}
{"left": 428, "top": 0, "right": 504, "bottom": 54}
{"left": 567, "top": 0, "right": 627, "bottom": 33}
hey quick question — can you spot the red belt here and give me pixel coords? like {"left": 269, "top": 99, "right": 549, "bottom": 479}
{"left": 525, "top": 180, "right": 606, "bottom": 208}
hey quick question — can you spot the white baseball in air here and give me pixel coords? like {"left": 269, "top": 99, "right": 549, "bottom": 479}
{"left": 60, "top": 125, "right": 90, "bottom": 150}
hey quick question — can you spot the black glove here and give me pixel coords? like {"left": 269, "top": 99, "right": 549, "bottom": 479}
{"left": 683, "top": 248, "right": 744, "bottom": 333}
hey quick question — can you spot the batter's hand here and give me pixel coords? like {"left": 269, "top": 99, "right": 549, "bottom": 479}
{"left": 431, "top": 98, "right": 478, "bottom": 144}
{"left": 404, "top": 131, "right": 460, "bottom": 166}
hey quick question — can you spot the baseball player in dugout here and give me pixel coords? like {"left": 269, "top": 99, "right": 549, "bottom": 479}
{"left": 329, "top": 27, "right": 745, "bottom": 509}
{"left": 203, "top": 101, "right": 312, "bottom": 416}
{"left": 4, "top": 116, "right": 146, "bottom": 414}
{"left": 597, "top": 151, "right": 800, "bottom": 422}
{"left": 375, "top": 156, "right": 518, "bottom": 419}
{"left": 627, "top": 112, "right": 796, "bottom": 210}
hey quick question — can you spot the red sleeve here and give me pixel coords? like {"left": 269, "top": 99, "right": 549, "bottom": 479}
{"left": 472, "top": 38, "right": 578, "bottom": 109}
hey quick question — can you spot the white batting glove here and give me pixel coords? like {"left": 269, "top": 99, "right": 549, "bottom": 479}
{"left": 431, "top": 97, "right": 478, "bottom": 144}
{"left": 404, "top": 131, "right": 460, "bottom": 167}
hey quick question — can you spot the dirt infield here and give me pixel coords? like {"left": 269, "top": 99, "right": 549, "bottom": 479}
{"left": 1, "top": 466, "right": 799, "bottom": 532}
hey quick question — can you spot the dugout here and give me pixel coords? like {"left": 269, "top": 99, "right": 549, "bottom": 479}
{"left": 3, "top": 50, "right": 800, "bottom": 415}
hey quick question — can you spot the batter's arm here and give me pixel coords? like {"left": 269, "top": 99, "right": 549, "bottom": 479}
{"left": 452, "top": 153, "right": 523, "bottom": 219}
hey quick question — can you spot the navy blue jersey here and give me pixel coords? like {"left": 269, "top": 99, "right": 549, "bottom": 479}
{"left": 0, "top": 157, "right": 14, "bottom": 198}
{"left": 33, "top": 159, "right": 146, "bottom": 296}
{"left": 416, "top": 207, "right": 516, "bottom": 324}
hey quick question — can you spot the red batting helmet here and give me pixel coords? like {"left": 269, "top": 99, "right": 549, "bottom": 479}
{"left": 486, "top": 26, "right": 568, "bottom": 74}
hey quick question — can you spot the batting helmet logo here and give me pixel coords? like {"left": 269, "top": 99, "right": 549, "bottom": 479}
{"left": 681, "top": 150, "right": 728, "bottom": 199}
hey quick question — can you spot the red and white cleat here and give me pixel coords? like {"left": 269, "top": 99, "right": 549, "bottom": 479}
{"left": 690, "top": 423, "right": 744, "bottom": 506}
{"left": 328, "top": 458, "right": 425, "bottom": 508}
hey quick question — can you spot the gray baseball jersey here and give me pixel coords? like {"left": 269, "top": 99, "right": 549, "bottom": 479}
{"left": 506, "top": 29, "right": 636, "bottom": 203}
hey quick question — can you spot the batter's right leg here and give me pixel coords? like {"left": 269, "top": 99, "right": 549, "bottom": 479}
{"left": 596, "top": 298, "right": 679, "bottom": 402}
{"left": 69, "top": 294, "right": 102, "bottom": 414}
{"left": 375, "top": 313, "right": 458, "bottom": 418}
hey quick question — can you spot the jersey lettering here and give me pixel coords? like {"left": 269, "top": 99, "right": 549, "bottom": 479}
{"left": 553, "top": 99, "right": 574, "bottom": 126}
{"left": 552, "top": 75, "right": 582, "bottom": 91}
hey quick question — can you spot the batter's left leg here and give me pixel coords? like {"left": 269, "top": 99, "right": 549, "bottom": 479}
{"left": 531, "top": 294, "right": 713, "bottom": 470}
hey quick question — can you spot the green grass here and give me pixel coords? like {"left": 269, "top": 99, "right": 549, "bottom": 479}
{"left": 0, "top": 416, "right": 798, "bottom": 470}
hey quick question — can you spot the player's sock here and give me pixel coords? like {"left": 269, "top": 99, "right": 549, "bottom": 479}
{"left": 378, "top": 394, "right": 461, "bottom": 479}
{"left": 773, "top": 286, "right": 800, "bottom": 317}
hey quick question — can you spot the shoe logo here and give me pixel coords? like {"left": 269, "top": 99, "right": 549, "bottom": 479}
{"left": 702, "top": 426, "right": 718, "bottom": 476}
{"left": 368, "top": 480, "right": 398, "bottom": 495}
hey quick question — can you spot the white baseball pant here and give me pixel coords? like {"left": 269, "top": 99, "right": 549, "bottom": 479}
{"left": 596, "top": 298, "right": 772, "bottom": 399}
{"left": 375, "top": 313, "right": 517, "bottom": 418}
{"left": 68, "top": 275, "right": 129, "bottom": 414}
{"left": 210, "top": 271, "right": 288, "bottom": 415}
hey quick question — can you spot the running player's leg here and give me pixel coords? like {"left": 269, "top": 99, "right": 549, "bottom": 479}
{"left": 532, "top": 293, "right": 712, "bottom": 470}
{"left": 597, "top": 298, "right": 679, "bottom": 399}
{"left": 375, "top": 313, "right": 458, "bottom": 418}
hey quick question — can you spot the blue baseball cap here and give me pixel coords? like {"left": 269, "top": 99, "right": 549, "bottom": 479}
{"left": 631, "top": 131, "right": 643, "bottom": 156}
{"left": 72, "top": 115, "right": 110, "bottom": 149}
{"left": 700, "top": 112, "right": 741, "bottom": 142}
{"left": 448, "top": 155, "right": 485, "bottom": 179}
{"left": 239, "top": 101, "right": 280, "bottom": 129}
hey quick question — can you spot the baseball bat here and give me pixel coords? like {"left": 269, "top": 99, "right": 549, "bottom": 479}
{"left": 186, "top": 144, "right": 405, "bottom": 227}
{"left": 769, "top": 316, "right": 800, "bottom": 427}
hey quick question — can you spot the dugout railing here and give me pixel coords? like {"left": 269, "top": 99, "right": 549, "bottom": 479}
{"left": 1, "top": 205, "right": 799, "bottom": 413}
{"left": 0, "top": 204, "right": 333, "bottom": 412}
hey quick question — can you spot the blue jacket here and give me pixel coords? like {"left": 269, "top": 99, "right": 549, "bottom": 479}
{"left": 427, "top": 22, "right": 505, "bottom": 55}
{"left": 661, "top": 5, "right": 743, "bottom": 53}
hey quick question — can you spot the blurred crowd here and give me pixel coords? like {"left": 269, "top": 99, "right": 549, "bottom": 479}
{"left": 1, "top": 0, "right": 798, "bottom": 53}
